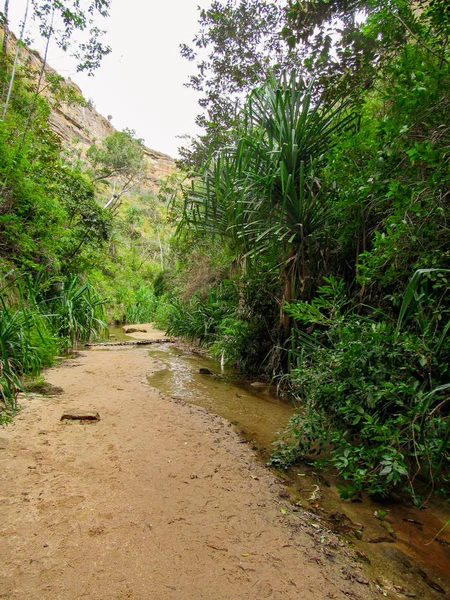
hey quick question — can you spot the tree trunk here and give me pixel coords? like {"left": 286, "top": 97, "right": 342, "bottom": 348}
{"left": 280, "top": 244, "right": 297, "bottom": 344}
{"left": 1, "top": 0, "right": 9, "bottom": 57}
{"left": 1, "top": 0, "right": 29, "bottom": 122}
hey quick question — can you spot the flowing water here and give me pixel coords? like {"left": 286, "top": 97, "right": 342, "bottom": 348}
{"left": 146, "top": 345, "right": 295, "bottom": 450}
{"left": 108, "top": 327, "right": 295, "bottom": 450}
{"left": 109, "top": 326, "right": 450, "bottom": 596}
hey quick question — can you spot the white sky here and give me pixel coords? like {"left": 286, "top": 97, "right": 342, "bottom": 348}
{"left": 9, "top": 1, "right": 208, "bottom": 158}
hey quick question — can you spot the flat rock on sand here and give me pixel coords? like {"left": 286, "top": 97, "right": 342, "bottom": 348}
{"left": 0, "top": 346, "right": 376, "bottom": 600}
{"left": 61, "top": 410, "right": 100, "bottom": 421}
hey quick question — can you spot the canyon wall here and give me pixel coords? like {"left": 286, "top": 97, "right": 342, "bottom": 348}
{"left": 4, "top": 32, "right": 176, "bottom": 192}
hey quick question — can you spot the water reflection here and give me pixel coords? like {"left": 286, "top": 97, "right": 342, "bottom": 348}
{"left": 147, "top": 344, "right": 295, "bottom": 451}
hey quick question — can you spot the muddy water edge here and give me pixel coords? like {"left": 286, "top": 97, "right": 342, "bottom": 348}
{"left": 109, "top": 327, "right": 450, "bottom": 598}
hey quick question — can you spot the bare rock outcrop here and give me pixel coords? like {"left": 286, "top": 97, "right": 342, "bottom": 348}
{"left": 3, "top": 30, "right": 176, "bottom": 192}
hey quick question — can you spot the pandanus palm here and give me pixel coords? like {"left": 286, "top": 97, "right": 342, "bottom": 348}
{"left": 180, "top": 70, "right": 357, "bottom": 341}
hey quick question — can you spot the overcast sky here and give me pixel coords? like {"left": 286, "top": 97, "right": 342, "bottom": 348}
{"left": 9, "top": 1, "right": 208, "bottom": 157}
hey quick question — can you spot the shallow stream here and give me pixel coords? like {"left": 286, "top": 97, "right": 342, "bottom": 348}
{"left": 147, "top": 345, "right": 295, "bottom": 450}
{"left": 109, "top": 326, "right": 450, "bottom": 597}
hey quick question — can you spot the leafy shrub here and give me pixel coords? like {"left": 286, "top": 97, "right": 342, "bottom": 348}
{"left": 152, "top": 295, "right": 173, "bottom": 330}
{"left": 210, "top": 317, "right": 254, "bottom": 366}
{"left": 125, "top": 285, "right": 158, "bottom": 324}
{"left": 270, "top": 275, "right": 450, "bottom": 502}
{"left": 153, "top": 271, "right": 168, "bottom": 297}
{"left": 165, "top": 285, "right": 235, "bottom": 344}
{"left": 164, "top": 267, "right": 281, "bottom": 374}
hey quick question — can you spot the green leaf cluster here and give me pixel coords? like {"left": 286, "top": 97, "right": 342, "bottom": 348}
{"left": 172, "top": 0, "right": 450, "bottom": 499}
{"left": 270, "top": 273, "right": 449, "bottom": 499}
{"left": 0, "top": 271, "right": 107, "bottom": 421}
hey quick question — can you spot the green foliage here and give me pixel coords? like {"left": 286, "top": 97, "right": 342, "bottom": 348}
{"left": 153, "top": 272, "right": 167, "bottom": 298}
{"left": 179, "top": 0, "right": 302, "bottom": 168}
{"left": 165, "top": 285, "right": 236, "bottom": 345}
{"left": 87, "top": 129, "right": 146, "bottom": 212}
{"left": 87, "top": 189, "right": 173, "bottom": 323}
{"left": 0, "top": 271, "right": 107, "bottom": 421}
{"left": 179, "top": 70, "right": 357, "bottom": 360}
{"left": 172, "top": 0, "right": 450, "bottom": 500}
{"left": 163, "top": 270, "right": 280, "bottom": 374}
{"left": 331, "top": 49, "right": 450, "bottom": 296}
{"left": 0, "top": 5, "right": 174, "bottom": 423}
{"left": 28, "top": 0, "right": 112, "bottom": 75}
{"left": 152, "top": 295, "right": 174, "bottom": 331}
{"left": 2, "top": 0, "right": 449, "bottom": 505}
{"left": 87, "top": 129, "right": 145, "bottom": 181}
{"left": 124, "top": 286, "right": 158, "bottom": 324}
{"left": 0, "top": 74, "right": 112, "bottom": 275}
{"left": 0, "top": 300, "right": 48, "bottom": 417}
{"left": 1, "top": 45, "right": 173, "bottom": 335}
{"left": 270, "top": 275, "right": 450, "bottom": 501}
{"left": 49, "top": 275, "right": 108, "bottom": 350}
{"left": 180, "top": 71, "right": 356, "bottom": 260}
{"left": 210, "top": 317, "right": 254, "bottom": 365}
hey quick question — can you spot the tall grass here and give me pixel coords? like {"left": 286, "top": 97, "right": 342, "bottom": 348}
{"left": 165, "top": 287, "right": 233, "bottom": 345}
{"left": 124, "top": 285, "right": 158, "bottom": 324}
{"left": 0, "top": 304, "right": 37, "bottom": 414}
{"left": 49, "top": 275, "right": 108, "bottom": 350}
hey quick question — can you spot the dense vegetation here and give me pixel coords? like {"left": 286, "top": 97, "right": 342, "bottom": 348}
{"left": 0, "top": 6, "right": 173, "bottom": 421}
{"left": 163, "top": 0, "right": 450, "bottom": 503}
{"left": 1, "top": 0, "right": 449, "bottom": 504}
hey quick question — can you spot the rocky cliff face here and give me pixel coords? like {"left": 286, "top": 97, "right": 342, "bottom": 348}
{"left": 48, "top": 84, "right": 176, "bottom": 192}
{"left": 8, "top": 34, "right": 176, "bottom": 193}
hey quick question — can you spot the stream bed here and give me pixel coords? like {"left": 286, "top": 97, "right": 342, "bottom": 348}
{"left": 147, "top": 344, "right": 295, "bottom": 450}
{"left": 109, "top": 326, "right": 450, "bottom": 597}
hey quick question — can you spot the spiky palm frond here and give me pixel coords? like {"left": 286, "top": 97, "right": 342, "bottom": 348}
{"left": 180, "top": 69, "right": 357, "bottom": 282}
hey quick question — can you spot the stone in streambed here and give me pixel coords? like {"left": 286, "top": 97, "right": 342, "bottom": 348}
{"left": 250, "top": 381, "right": 267, "bottom": 389}
{"left": 61, "top": 410, "right": 100, "bottom": 421}
{"left": 199, "top": 368, "right": 214, "bottom": 375}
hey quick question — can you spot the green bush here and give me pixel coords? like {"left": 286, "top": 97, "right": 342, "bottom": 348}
{"left": 163, "top": 270, "right": 280, "bottom": 374}
{"left": 269, "top": 276, "right": 450, "bottom": 502}
{"left": 125, "top": 285, "right": 158, "bottom": 324}
{"left": 211, "top": 317, "right": 253, "bottom": 365}
{"left": 165, "top": 284, "right": 236, "bottom": 344}
{"left": 152, "top": 295, "right": 173, "bottom": 330}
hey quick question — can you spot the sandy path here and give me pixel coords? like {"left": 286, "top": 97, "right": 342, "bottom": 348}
{"left": 0, "top": 340, "right": 375, "bottom": 600}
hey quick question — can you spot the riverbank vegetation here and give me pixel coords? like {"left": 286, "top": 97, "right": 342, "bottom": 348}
{"left": 1, "top": 0, "right": 449, "bottom": 504}
{"left": 160, "top": 0, "right": 450, "bottom": 503}
{"left": 0, "top": 9, "right": 174, "bottom": 421}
